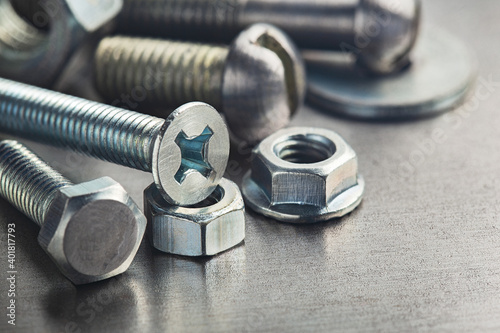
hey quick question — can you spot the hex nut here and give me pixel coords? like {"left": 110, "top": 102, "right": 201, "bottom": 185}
{"left": 38, "top": 177, "right": 146, "bottom": 285}
{"left": 0, "top": 0, "right": 123, "bottom": 87}
{"left": 144, "top": 178, "right": 245, "bottom": 256}
{"left": 242, "top": 127, "right": 365, "bottom": 223}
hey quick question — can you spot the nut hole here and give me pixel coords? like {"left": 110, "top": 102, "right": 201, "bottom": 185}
{"left": 10, "top": 0, "right": 51, "bottom": 32}
{"left": 185, "top": 186, "right": 225, "bottom": 209}
{"left": 274, "top": 134, "right": 336, "bottom": 164}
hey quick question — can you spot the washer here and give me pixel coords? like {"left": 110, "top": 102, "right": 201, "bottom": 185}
{"left": 306, "top": 27, "right": 477, "bottom": 119}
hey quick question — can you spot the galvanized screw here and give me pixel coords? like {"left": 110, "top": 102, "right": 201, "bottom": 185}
{"left": 0, "top": 140, "right": 146, "bottom": 284}
{"left": 0, "top": 78, "right": 230, "bottom": 206}
{"left": 116, "top": 0, "right": 421, "bottom": 75}
{"left": 94, "top": 23, "right": 306, "bottom": 145}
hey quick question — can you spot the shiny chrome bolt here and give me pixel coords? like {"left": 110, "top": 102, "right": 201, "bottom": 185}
{"left": 0, "top": 140, "right": 146, "bottom": 284}
{"left": 94, "top": 23, "right": 306, "bottom": 145}
{"left": 116, "top": 0, "right": 420, "bottom": 75}
{"left": 0, "top": 78, "right": 230, "bottom": 206}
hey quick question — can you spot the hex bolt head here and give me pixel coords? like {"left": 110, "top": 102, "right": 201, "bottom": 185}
{"left": 0, "top": 140, "right": 146, "bottom": 284}
{"left": 94, "top": 23, "right": 306, "bottom": 146}
{"left": 0, "top": 78, "right": 230, "bottom": 206}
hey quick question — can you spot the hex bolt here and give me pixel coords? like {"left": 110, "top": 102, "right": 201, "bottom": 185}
{"left": 94, "top": 23, "right": 306, "bottom": 145}
{"left": 0, "top": 140, "right": 146, "bottom": 284}
{"left": 116, "top": 0, "right": 420, "bottom": 75}
{"left": 0, "top": 78, "right": 230, "bottom": 206}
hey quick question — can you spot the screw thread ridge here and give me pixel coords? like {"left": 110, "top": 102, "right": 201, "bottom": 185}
{"left": 95, "top": 36, "right": 228, "bottom": 109}
{"left": 0, "top": 78, "right": 164, "bottom": 172}
{"left": 0, "top": 140, "right": 71, "bottom": 226}
{"left": 118, "top": 0, "right": 244, "bottom": 37}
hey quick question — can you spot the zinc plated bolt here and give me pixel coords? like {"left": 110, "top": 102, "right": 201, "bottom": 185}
{"left": 94, "top": 23, "right": 306, "bottom": 145}
{"left": 116, "top": 0, "right": 421, "bottom": 75}
{"left": 0, "top": 140, "right": 146, "bottom": 284}
{"left": 0, "top": 78, "right": 230, "bottom": 206}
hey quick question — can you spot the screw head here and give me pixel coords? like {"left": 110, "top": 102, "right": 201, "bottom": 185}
{"left": 354, "top": 0, "right": 421, "bottom": 75}
{"left": 222, "top": 23, "right": 306, "bottom": 146}
{"left": 151, "top": 102, "right": 230, "bottom": 206}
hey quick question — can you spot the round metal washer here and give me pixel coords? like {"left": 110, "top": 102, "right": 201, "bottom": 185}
{"left": 306, "top": 27, "right": 476, "bottom": 119}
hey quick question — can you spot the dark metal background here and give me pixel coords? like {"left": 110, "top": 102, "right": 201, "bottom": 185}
{"left": 1, "top": 1, "right": 499, "bottom": 332}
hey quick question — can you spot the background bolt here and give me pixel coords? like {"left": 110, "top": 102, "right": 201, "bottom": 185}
{"left": 0, "top": 140, "right": 146, "bottom": 284}
{"left": 0, "top": 78, "right": 230, "bottom": 206}
{"left": 94, "top": 23, "right": 306, "bottom": 145}
{"left": 0, "top": 0, "right": 122, "bottom": 87}
{"left": 116, "top": 0, "right": 421, "bottom": 75}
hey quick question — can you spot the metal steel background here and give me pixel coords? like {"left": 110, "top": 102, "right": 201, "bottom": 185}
{"left": 1, "top": 1, "right": 499, "bottom": 332}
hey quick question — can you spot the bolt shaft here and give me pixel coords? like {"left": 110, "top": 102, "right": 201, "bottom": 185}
{"left": 95, "top": 36, "right": 228, "bottom": 110}
{"left": 0, "top": 140, "right": 71, "bottom": 226}
{"left": 0, "top": 78, "right": 164, "bottom": 173}
{"left": 117, "top": 0, "right": 358, "bottom": 51}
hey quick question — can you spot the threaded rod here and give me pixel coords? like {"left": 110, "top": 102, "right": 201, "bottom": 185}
{"left": 0, "top": 140, "right": 71, "bottom": 226}
{"left": 94, "top": 36, "right": 228, "bottom": 109}
{"left": 0, "top": 78, "right": 164, "bottom": 172}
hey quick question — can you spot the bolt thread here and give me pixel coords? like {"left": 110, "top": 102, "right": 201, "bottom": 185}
{"left": 0, "top": 140, "right": 71, "bottom": 226}
{"left": 118, "top": 0, "right": 245, "bottom": 40}
{"left": 95, "top": 36, "right": 228, "bottom": 110}
{"left": 0, "top": 78, "right": 164, "bottom": 172}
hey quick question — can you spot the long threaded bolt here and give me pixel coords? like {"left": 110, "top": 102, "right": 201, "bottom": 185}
{"left": 94, "top": 23, "right": 306, "bottom": 145}
{"left": 0, "top": 78, "right": 230, "bottom": 206}
{"left": 116, "top": 0, "right": 420, "bottom": 75}
{"left": 0, "top": 140, "right": 146, "bottom": 284}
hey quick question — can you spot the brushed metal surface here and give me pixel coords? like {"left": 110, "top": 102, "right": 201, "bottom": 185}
{"left": 1, "top": 0, "right": 499, "bottom": 331}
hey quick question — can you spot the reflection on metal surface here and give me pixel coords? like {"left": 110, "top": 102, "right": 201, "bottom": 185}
{"left": 306, "top": 27, "right": 477, "bottom": 119}
{"left": 146, "top": 246, "right": 247, "bottom": 330}
{"left": 41, "top": 276, "right": 152, "bottom": 332}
